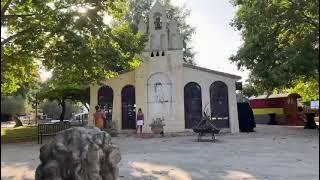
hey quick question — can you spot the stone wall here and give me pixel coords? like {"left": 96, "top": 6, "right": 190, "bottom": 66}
{"left": 182, "top": 66, "right": 240, "bottom": 133}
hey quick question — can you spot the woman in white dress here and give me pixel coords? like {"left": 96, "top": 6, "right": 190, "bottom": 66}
{"left": 136, "top": 108, "right": 144, "bottom": 134}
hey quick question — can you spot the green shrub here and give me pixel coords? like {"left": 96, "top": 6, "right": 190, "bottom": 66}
{"left": 41, "top": 100, "right": 83, "bottom": 120}
{"left": 1, "top": 96, "right": 30, "bottom": 115}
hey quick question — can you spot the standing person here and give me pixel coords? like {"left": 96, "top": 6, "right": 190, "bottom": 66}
{"left": 103, "top": 105, "right": 109, "bottom": 128}
{"left": 93, "top": 106, "right": 105, "bottom": 129}
{"left": 297, "top": 107, "right": 307, "bottom": 123}
{"left": 136, "top": 108, "right": 144, "bottom": 135}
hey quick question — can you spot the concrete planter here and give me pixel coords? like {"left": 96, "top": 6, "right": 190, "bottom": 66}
{"left": 149, "top": 118, "right": 165, "bottom": 134}
{"left": 150, "top": 126, "right": 165, "bottom": 134}
{"left": 109, "top": 129, "right": 118, "bottom": 137}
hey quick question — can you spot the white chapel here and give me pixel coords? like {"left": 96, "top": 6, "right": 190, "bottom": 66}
{"left": 89, "top": 1, "right": 241, "bottom": 133}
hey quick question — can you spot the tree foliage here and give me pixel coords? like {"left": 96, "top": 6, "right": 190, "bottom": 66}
{"left": 1, "top": 0, "right": 147, "bottom": 94}
{"left": 284, "top": 78, "right": 319, "bottom": 102}
{"left": 125, "top": 0, "right": 196, "bottom": 64}
{"left": 241, "top": 83, "right": 259, "bottom": 98}
{"left": 240, "top": 78, "right": 267, "bottom": 98}
{"left": 38, "top": 81, "right": 89, "bottom": 121}
{"left": 41, "top": 100, "right": 82, "bottom": 120}
{"left": 230, "top": 0, "right": 319, "bottom": 92}
{"left": 1, "top": 95, "right": 31, "bottom": 115}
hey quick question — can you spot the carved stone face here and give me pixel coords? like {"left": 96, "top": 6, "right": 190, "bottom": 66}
{"left": 147, "top": 73, "right": 173, "bottom": 123}
{"left": 154, "top": 82, "right": 162, "bottom": 93}
{"left": 154, "top": 82, "right": 164, "bottom": 102}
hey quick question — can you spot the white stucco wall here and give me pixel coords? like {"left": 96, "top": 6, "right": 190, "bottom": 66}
{"left": 89, "top": 55, "right": 240, "bottom": 134}
{"left": 135, "top": 50, "right": 185, "bottom": 133}
{"left": 182, "top": 66, "right": 240, "bottom": 133}
{"left": 88, "top": 71, "right": 135, "bottom": 130}
{"left": 88, "top": 1, "right": 240, "bottom": 134}
{"left": 88, "top": 49, "right": 186, "bottom": 134}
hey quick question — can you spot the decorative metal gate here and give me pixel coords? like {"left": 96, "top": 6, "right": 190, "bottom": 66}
{"left": 210, "top": 81, "right": 229, "bottom": 128}
{"left": 184, "top": 82, "right": 202, "bottom": 129}
{"left": 121, "top": 85, "right": 136, "bottom": 129}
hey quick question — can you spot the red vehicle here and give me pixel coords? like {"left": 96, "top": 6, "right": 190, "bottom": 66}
{"left": 249, "top": 93, "right": 303, "bottom": 125}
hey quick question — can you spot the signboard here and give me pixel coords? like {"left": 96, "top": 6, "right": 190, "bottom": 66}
{"left": 310, "top": 101, "right": 319, "bottom": 109}
{"left": 236, "top": 82, "right": 242, "bottom": 90}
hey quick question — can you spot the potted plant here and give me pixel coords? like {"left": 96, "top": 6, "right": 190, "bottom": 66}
{"left": 106, "top": 121, "right": 118, "bottom": 137}
{"left": 149, "top": 118, "right": 165, "bottom": 134}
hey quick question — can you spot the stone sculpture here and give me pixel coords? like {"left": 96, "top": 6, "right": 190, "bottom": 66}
{"left": 35, "top": 126, "right": 121, "bottom": 180}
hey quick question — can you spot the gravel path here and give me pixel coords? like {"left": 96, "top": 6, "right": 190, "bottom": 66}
{"left": 1, "top": 125, "right": 319, "bottom": 180}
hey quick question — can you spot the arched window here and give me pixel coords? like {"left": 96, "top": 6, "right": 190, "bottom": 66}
{"left": 184, "top": 82, "right": 202, "bottom": 129}
{"left": 154, "top": 12, "right": 162, "bottom": 30}
{"left": 210, "top": 81, "right": 229, "bottom": 128}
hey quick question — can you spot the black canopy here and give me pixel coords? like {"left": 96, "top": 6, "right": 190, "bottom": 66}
{"left": 237, "top": 102, "right": 256, "bottom": 132}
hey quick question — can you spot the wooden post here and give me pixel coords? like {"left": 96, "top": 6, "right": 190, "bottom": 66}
{"left": 35, "top": 93, "right": 38, "bottom": 124}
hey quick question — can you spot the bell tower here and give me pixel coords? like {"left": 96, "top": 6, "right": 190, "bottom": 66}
{"left": 138, "top": 0, "right": 183, "bottom": 58}
{"left": 148, "top": 0, "right": 168, "bottom": 55}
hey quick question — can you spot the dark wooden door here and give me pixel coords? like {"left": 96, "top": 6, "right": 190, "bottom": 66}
{"left": 98, "top": 86, "right": 113, "bottom": 121}
{"left": 210, "top": 81, "right": 229, "bottom": 128}
{"left": 121, "top": 85, "right": 136, "bottom": 129}
{"left": 184, "top": 82, "right": 202, "bottom": 129}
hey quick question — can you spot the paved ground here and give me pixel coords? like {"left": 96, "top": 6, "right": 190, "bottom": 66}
{"left": 1, "top": 125, "right": 319, "bottom": 180}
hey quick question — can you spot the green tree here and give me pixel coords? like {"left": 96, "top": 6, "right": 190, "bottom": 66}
{"left": 40, "top": 100, "right": 61, "bottom": 120}
{"left": 284, "top": 77, "right": 319, "bottom": 102}
{"left": 242, "top": 84, "right": 259, "bottom": 98}
{"left": 230, "top": 0, "right": 319, "bottom": 92}
{"left": 240, "top": 78, "right": 267, "bottom": 98}
{"left": 38, "top": 83, "right": 89, "bottom": 121}
{"left": 1, "top": 95, "right": 30, "bottom": 116}
{"left": 125, "top": 0, "right": 196, "bottom": 64}
{"left": 1, "top": 0, "right": 147, "bottom": 94}
{"left": 41, "top": 100, "right": 82, "bottom": 120}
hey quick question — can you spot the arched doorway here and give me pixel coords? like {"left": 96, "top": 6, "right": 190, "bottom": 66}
{"left": 121, "top": 85, "right": 136, "bottom": 129}
{"left": 184, "top": 82, "right": 202, "bottom": 129}
{"left": 97, "top": 86, "right": 113, "bottom": 124}
{"left": 210, "top": 81, "right": 229, "bottom": 128}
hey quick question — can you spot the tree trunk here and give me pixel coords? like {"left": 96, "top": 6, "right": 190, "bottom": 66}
{"left": 59, "top": 98, "right": 66, "bottom": 122}
{"left": 13, "top": 115, "right": 23, "bottom": 128}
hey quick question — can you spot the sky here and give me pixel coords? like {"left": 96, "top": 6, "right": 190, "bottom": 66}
{"left": 172, "top": 0, "right": 248, "bottom": 82}
{"left": 39, "top": 0, "right": 249, "bottom": 82}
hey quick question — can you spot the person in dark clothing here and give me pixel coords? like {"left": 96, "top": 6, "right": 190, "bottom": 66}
{"left": 297, "top": 107, "right": 307, "bottom": 124}
{"left": 237, "top": 102, "right": 256, "bottom": 132}
{"left": 103, "top": 106, "right": 110, "bottom": 128}
{"left": 298, "top": 107, "right": 318, "bottom": 129}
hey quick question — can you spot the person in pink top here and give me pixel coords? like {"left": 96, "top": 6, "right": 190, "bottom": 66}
{"left": 136, "top": 108, "right": 144, "bottom": 134}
